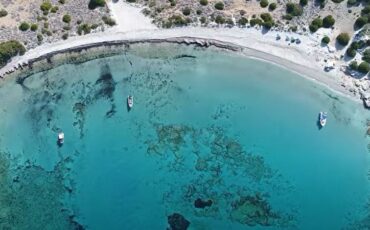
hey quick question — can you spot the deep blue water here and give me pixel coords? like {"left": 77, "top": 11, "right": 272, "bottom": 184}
{"left": 0, "top": 44, "right": 369, "bottom": 229}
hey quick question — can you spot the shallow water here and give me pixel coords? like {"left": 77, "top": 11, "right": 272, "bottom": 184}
{"left": 0, "top": 43, "right": 369, "bottom": 230}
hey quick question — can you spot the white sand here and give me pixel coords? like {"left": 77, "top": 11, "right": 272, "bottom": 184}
{"left": 107, "top": 1, "right": 156, "bottom": 33}
{"left": 0, "top": 1, "right": 366, "bottom": 102}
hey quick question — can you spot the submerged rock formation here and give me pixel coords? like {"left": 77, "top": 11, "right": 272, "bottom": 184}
{"left": 167, "top": 213, "right": 190, "bottom": 230}
{"left": 194, "top": 198, "right": 213, "bottom": 209}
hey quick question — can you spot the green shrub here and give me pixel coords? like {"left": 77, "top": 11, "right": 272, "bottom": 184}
{"left": 102, "top": 16, "right": 116, "bottom": 26}
{"left": 350, "top": 41, "right": 360, "bottom": 50}
{"left": 215, "top": 15, "right": 225, "bottom": 24}
{"left": 260, "top": 0, "right": 269, "bottom": 8}
{"left": 40, "top": 1, "right": 52, "bottom": 12}
{"left": 62, "top": 33, "right": 68, "bottom": 40}
{"left": 268, "top": 3, "right": 276, "bottom": 11}
{"left": 331, "top": 0, "right": 344, "bottom": 3}
{"left": 290, "top": 25, "right": 297, "bottom": 32}
{"left": 0, "top": 40, "right": 26, "bottom": 67}
{"left": 260, "top": 13, "right": 273, "bottom": 22}
{"left": 238, "top": 17, "right": 248, "bottom": 26}
{"left": 51, "top": 6, "right": 59, "bottom": 13}
{"left": 169, "top": 0, "right": 176, "bottom": 6}
{"left": 347, "top": 0, "right": 357, "bottom": 6}
{"left": 43, "top": 22, "right": 49, "bottom": 28}
{"left": 214, "top": 2, "right": 224, "bottom": 10}
{"left": 30, "top": 24, "right": 38, "bottom": 31}
{"left": 300, "top": 0, "right": 308, "bottom": 5}
{"left": 88, "top": 0, "right": 105, "bottom": 9}
{"left": 349, "top": 61, "right": 358, "bottom": 70}
{"left": 19, "top": 22, "right": 30, "bottom": 31}
{"left": 182, "top": 7, "right": 191, "bottom": 16}
{"left": 166, "top": 15, "right": 187, "bottom": 27}
{"left": 63, "top": 14, "right": 71, "bottom": 23}
{"left": 226, "top": 18, "right": 234, "bottom": 26}
{"left": 321, "top": 36, "right": 330, "bottom": 44}
{"left": 37, "top": 34, "right": 43, "bottom": 43}
{"left": 355, "top": 17, "right": 367, "bottom": 29}
{"left": 286, "top": 3, "right": 302, "bottom": 16}
{"left": 362, "top": 6, "right": 370, "bottom": 16}
{"left": 59, "top": 0, "right": 66, "bottom": 4}
{"left": 196, "top": 9, "right": 202, "bottom": 15}
{"left": 0, "top": 9, "right": 8, "bottom": 17}
{"left": 362, "top": 49, "right": 370, "bottom": 62}
{"left": 346, "top": 48, "right": 356, "bottom": 57}
{"left": 250, "top": 18, "right": 263, "bottom": 26}
{"left": 336, "top": 33, "right": 350, "bottom": 46}
{"left": 200, "top": 0, "right": 208, "bottom": 6}
{"left": 77, "top": 24, "right": 91, "bottom": 35}
{"left": 309, "top": 17, "right": 323, "bottom": 32}
{"left": 322, "top": 15, "right": 335, "bottom": 28}
{"left": 358, "top": 61, "right": 370, "bottom": 73}
{"left": 200, "top": 16, "right": 206, "bottom": 24}
{"left": 283, "top": 14, "right": 293, "bottom": 20}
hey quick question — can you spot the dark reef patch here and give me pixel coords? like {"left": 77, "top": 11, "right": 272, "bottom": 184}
{"left": 147, "top": 123, "right": 294, "bottom": 227}
{"left": 194, "top": 198, "right": 213, "bottom": 209}
{"left": 0, "top": 152, "right": 84, "bottom": 229}
{"left": 167, "top": 213, "right": 190, "bottom": 230}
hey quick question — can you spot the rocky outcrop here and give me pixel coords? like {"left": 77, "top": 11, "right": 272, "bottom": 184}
{"left": 167, "top": 213, "right": 190, "bottom": 230}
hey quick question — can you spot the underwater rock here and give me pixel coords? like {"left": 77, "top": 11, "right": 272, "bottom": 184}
{"left": 167, "top": 213, "right": 190, "bottom": 230}
{"left": 195, "top": 158, "right": 208, "bottom": 171}
{"left": 230, "top": 194, "right": 278, "bottom": 226}
{"left": 194, "top": 198, "right": 213, "bottom": 209}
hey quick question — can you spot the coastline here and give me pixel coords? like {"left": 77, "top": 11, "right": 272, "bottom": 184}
{"left": 0, "top": 0, "right": 366, "bottom": 105}
{"left": 0, "top": 31, "right": 360, "bottom": 104}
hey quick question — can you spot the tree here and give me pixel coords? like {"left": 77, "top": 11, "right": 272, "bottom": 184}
{"left": 286, "top": 3, "right": 302, "bottom": 16}
{"left": 349, "top": 61, "right": 358, "bottom": 70}
{"left": 268, "top": 3, "right": 276, "bottom": 11}
{"left": 214, "top": 2, "right": 224, "bottom": 10}
{"left": 358, "top": 62, "right": 370, "bottom": 74}
{"left": 88, "top": 0, "right": 105, "bottom": 9}
{"left": 336, "top": 33, "right": 350, "bottom": 46}
{"left": 362, "top": 49, "right": 370, "bottom": 62}
{"left": 355, "top": 17, "right": 367, "bottom": 29}
{"left": 346, "top": 48, "right": 356, "bottom": 57}
{"left": 200, "top": 0, "right": 208, "bottom": 5}
{"left": 309, "top": 18, "right": 323, "bottom": 32}
{"left": 321, "top": 36, "right": 330, "bottom": 44}
{"left": 300, "top": 0, "right": 308, "bottom": 6}
{"left": 323, "top": 15, "right": 335, "bottom": 28}
{"left": 260, "top": 0, "right": 269, "bottom": 8}
{"left": 0, "top": 40, "right": 26, "bottom": 67}
{"left": 62, "top": 14, "right": 71, "bottom": 23}
{"left": 19, "top": 22, "right": 30, "bottom": 31}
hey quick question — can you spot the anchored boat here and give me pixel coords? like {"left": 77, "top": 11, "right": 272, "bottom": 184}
{"left": 58, "top": 132, "right": 64, "bottom": 145}
{"left": 127, "top": 95, "right": 134, "bottom": 109}
{"left": 319, "top": 112, "right": 327, "bottom": 127}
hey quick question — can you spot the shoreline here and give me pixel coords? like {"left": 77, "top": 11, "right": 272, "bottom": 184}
{"left": 0, "top": 32, "right": 361, "bottom": 103}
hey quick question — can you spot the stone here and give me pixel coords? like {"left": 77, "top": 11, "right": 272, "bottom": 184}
{"left": 167, "top": 213, "right": 190, "bottom": 230}
{"left": 194, "top": 198, "right": 213, "bottom": 209}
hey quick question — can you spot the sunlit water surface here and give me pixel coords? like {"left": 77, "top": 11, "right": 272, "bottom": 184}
{"left": 0, "top": 43, "right": 369, "bottom": 230}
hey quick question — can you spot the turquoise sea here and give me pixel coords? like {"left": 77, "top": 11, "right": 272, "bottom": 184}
{"left": 0, "top": 43, "right": 370, "bottom": 229}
